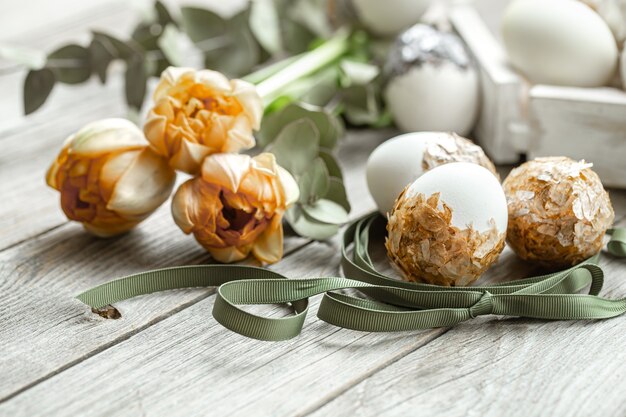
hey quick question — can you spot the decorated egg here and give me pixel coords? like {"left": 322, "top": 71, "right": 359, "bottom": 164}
{"left": 502, "top": 0, "right": 618, "bottom": 87}
{"left": 383, "top": 24, "right": 479, "bottom": 136}
{"left": 350, "top": 0, "right": 432, "bottom": 36}
{"left": 386, "top": 162, "right": 508, "bottom": 287}
{"left": 503, "top": 157, "right": 615, "bottom": 267}
{"left": 366, "top": 132, "right": 497, "bottom": 215}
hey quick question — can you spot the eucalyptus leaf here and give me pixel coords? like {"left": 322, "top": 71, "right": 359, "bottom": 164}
{"left": 298, "top": 157, "right": 329, "bottom": 204}
{"left": 267, "top": 118, "right": 320, "bottom": 175}
{"left": 180, "top": 7, "right": 226, "bottom": 43}
{"left": 318, "top": 149, "right": 342, "bottom": 179}
{"left": 0, "top": 44, "right": 46, "bottom": 70}
{"left": 302, "top": 199, "right": 349, "bottom": 225}
{"left": 155, "top": 1, "right": 177, "bottom": 27}
{"left": 89, "top": 39, "right": 115, "bottom": 83}
{"left": 157, "top": 24, "right": 184, "bottom": 66}
{"left": 125, "top": 56, "right": 147, "bottom": 110}
{"left": 324, "top": 177, "right": 351, "bottom": 212}
{"left": 286, "top": 206, "right": 339, "bottom": 240}
{"left": 260, "top": 103, "right": 343, "bottom": 149}
{"left": 92, "top": 32, "right": 138, "bottom": 60}
{"left": 250, "top": 0, "right": 282, "bottom": 54}
{"left": 341, "top": 84, "right": 382, "bottom": 126}
{"left": 288, "top": 0, "right": 333, "bottom": 38}
{"left": 203, "top": 26, "right": 259, "bottom": 77}
{"left": 23, "top": 68, "right": 55, "bottom": 115}
{"left": 47, "top": 44, "right": 91, "bottom": 84}
{"left": 340, "top": 59, "right": 379, "bottom": 86}
{"left": 282, "top": 19, "right": 316, "bottom": 54}
{"left": 130, "top": 21, "right": 171, "bottom": 75}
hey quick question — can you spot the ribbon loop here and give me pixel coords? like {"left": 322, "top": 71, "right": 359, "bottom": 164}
{"left": 75, "top": 214, "right": 626, "bottom": 341}
{"left": 608, "top": 229, "right": 626, "bottom": 257}
{"left": 468, "top": 291, "right": 494, "bottom": 318}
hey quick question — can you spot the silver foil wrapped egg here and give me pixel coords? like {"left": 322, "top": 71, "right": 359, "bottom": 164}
{"left": 384, "top": 24, "right": 480, "bottom": 136}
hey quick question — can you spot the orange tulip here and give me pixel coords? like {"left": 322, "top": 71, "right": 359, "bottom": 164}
{"left": 172, "top": 153, "right": 299, "bottom": 264}
{"left": 46, "top": 118, "right": 176, "bottom": 237}
{"left": 144, "top": 67, "right": 263, "bottom": 174}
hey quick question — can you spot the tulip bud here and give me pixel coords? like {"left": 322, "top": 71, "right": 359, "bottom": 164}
{"left": 172, "top": 153, "right": 299, "bottom": 264}
{"left": 46, "top": 118, "right": 176, "bottom": 237}
{"left": 144, "top": 67, "right": 263, "bottom": 175}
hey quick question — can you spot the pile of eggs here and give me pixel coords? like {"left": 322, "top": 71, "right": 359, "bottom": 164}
{"left": 366, "top": 132, "right": 615, "bottom": 286}
{"left": 349, "top": 0, "right": 626, "bottom": 136}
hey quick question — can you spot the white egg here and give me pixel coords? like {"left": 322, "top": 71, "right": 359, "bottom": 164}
{"left": 404, "top": 163, "right": 508, "bottom": 234}
{"left": 366, "top": 132, "right": 496, "bottom": 215}
{"left": 579, "top": 0, "right": 626, "bottom": 45}
{"left": 383, "top": 25, "right": 479, "bottom": 136}
{"left": 502, "top": 0, "right": 618, "bottom": 87}
{"left": 351, "top": 0, "right": 432, "bottom": 36}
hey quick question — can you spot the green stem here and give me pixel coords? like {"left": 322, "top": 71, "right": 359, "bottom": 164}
{"left": 254, "top": 31, "right": 350, "bottom": 105}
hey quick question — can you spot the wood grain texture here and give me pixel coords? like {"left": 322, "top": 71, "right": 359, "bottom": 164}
{"left": 310, "top": 216, "right": 626, "bottom": 417}
{"left": 450, "top": 5, "right": 523, "bottom": 164}
{"left": 0, "top": 209, "right": 552, "bottom": 417}
{"left": 527, "top": 85, "right": 626, "bottom": 188}
{"left": 0, "top": 128, "right": 385, "bottom": 403}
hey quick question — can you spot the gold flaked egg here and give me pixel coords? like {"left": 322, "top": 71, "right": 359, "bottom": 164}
{"left": 386, "top": 163, "right": 508, "bottom": 287}
{"left": 503, "top": 157, "right": 614, "bottom": 267}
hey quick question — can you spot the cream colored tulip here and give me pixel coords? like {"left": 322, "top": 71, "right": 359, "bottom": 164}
{"left": 46, "top": 118, "right": 176, "bottom": 237}
{"left": 172, "top": 152, "right": 299, "bottom": 264}
{"left": 144, "top": 67, "right": 263, "bottom": 175}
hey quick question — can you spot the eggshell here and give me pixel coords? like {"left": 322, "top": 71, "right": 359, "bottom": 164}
{"left": 385, "top": 65, "right": 479, "bottom": 134}
{"left": 367, "top": 133, "right": 430, "bottom": 216}
{"left": 383, "top": 25, "right": 479, "bottom": 135}
{"left": 366, "top": 132, "right": 496, "bottom": 215}
{"left": 502, "top": 0, "right": 618, "bottom": 87}
{"left": 580, "top": 0, "right": 626, "bottom": 45}
{"left": 351, "top": 0, "right": 432, "bottom": 36}
{"left": 405, "top": 162, "right": 508, "bottom": 234}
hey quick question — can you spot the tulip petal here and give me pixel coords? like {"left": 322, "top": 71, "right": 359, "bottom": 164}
{"left": 195, "top": 69, "right": 232, "bottom": 93}
{"left": 209, "top": 246, "right": 250, "bottom": 263}
{"left": 170, "top": 139, "right": 212, "bottom": 174}
{"left": 230, "top": 79, "right": 263, "bottom": 130}
{"left": 201, "top": 153, "right": 251, "bottom": 193}
{"left": 99, "top": 150, "right": 142, "bottom": 203}
{"left": 223, "top": 115, "right": 255, "bottom": 153}
{"left": 251, "top": 152, "right": 278, "bottom": 176}
{"left": 171, "top": 179, "right": 197, "bottom": 234}
{"left": 144, "top": 111, "right": 169, "bottom": 157}
{"left": 154, "top": 67, "right": 195, "bottom": 101}
{"left": 107, "top": 149, "right": 175, "bottom": 219}
{"left": 277, "top": 166, "right": 300, "bottom": 207}
{"left": 252, "top": 216, "right": 284, "bottom": 264}
{"left": 70, "top": 118, "right": 147, "bottom": 157}
{"left": 83, "top": 221, "right": 136, "bottom": 238}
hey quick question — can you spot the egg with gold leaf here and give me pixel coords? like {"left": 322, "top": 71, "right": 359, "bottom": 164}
{"left": 386, "top": 162, "right": 508, "bottom": 287}
{"left": 503, "top": 157, "right": 615, "bottom": 267}
{"left": 366, "top": 132, "right": 497, "bottom": 215}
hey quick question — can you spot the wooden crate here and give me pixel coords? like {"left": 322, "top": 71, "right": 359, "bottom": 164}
{"left": 450, "top": 5, "right": 626, "bottom": 188}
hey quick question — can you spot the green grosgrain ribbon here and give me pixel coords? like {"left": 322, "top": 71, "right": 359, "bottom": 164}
{"left": 76, "top": 213, "right": 626, "bottom": 341}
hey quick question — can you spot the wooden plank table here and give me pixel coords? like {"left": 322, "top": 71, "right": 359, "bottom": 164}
{"left": 1, "top": 1, "right": 625, "bottom": 416}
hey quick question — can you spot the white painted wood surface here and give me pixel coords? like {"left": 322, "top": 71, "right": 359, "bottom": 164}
{"left": 450, "top": 6, "right": 524, "bottom": 164}
{"left": 0, "top": 1, "right": 626, "bottom": 416}
{"left": 527, "top": 85, "right": 626, "bottom": 188}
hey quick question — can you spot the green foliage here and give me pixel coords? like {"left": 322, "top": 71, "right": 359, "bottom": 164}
{"left": 261, "top": 102, "right": 351, "bottom": 240}
{"left": 23, "top": 69, "right": 55, "bottom": 115}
